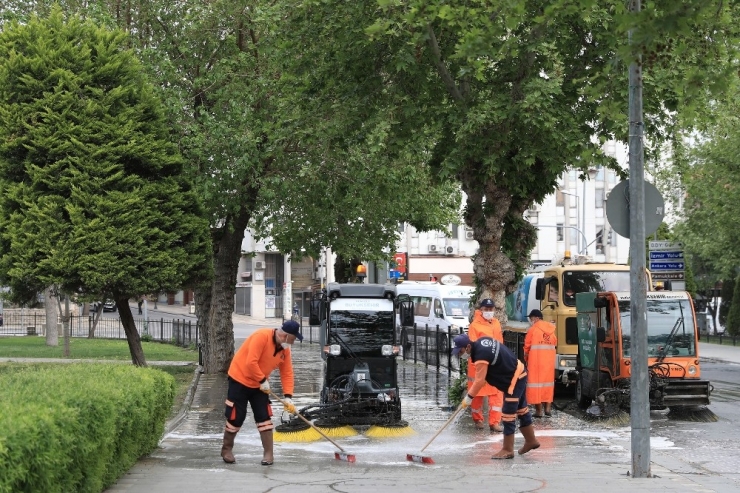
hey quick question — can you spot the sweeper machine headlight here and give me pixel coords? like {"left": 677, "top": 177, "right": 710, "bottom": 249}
{"left": 382, "top": 345, "right": 399, "bottom": 356}
{"left": 688, "top": 365, "right": 697, "bottom": 376}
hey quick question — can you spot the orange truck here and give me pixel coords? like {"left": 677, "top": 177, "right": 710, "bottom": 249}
{"left": 574, "top": 291, "right": 711, "bottom": 412}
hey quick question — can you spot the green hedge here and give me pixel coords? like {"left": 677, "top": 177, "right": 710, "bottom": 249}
{"left": 0, "top": 364, "right": 175, "bottom": 493}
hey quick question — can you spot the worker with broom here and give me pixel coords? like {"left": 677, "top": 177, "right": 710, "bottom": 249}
{"left": 466, "top": 298, "right": 504, "bottom": 432}
{"left": 221, "top": 320, "right": 302, "bottom": 465}
{"left": 452, "top": 333, "right": 541, "bottom": 460}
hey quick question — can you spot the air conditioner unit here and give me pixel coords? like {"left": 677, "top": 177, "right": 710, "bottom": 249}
{"left": 528, "top": 204, "right": 541, "bottom": 213}
{"left": 254, "top": 261, "right": 265, "bottom": 270}
{"left": 465, "top": 230, "right": 475, "bottom": 240}
{"left": 445, "top": 245, "right": 458, "bottom": 255}
{"left": 428, "top": 245, "right": 438, "bottom": 253}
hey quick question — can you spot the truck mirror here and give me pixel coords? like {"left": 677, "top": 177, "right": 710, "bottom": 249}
{"left": 596, "top": 326, "right": 606, "bottom": 343}
{"left": 309, "top": 299, "right": 326, "bottom": 325}
{"left": 399, "top": 300, "right": 414, "bottom": 326}
{"left": 319, "top": 320, "right": 328, "bottom": 352}
{"left": 663, "top": 280, "right": 672, "bottom": 291}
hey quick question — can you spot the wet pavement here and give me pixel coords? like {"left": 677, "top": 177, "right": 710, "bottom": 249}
{"left": 105, "top": 339, "right": 740, "bottom": 493}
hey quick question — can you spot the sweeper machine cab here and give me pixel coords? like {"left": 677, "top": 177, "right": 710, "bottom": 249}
{"left": 275, "top": 283, "right": 414, "bottom": 432}
{"left": 574, "top": 291, "right": 712, "bottom": 417}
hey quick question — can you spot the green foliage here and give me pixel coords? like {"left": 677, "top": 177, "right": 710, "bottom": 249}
{"left": 725, "top": 275, "right": 740, "bottom": 337}
{"left": 447, "top": 358, "right": 467, "bottom": 406}
{"left": 0, "top": 337, "right": 199, "bottom": 361}
{"left": 0, "top": 8, "right": 212, "bottom": 305}
{"left": 0, "top": 363, "right": 174, "bottom": 493}
{"left": 720, "top": 277, "right": 735, "bottom": 327}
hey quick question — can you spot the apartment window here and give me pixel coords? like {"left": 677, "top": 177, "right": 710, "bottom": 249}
{"left": 608, "top": 170, "right": 616, "bottom": 184}
{"left": 556, "top": 190, "right": 564, "bottom": 206}
{"left": 569, "top": 207, "right": 577, "bottom": 219}
{"left": 451, "top": 224, "right": 458, "bottom": 239}
{"left": 569, "top": 228, "right": 578, "bottom": 244}
{"left": 595, "top": 166, "right": 604, "bottom": 181}
{"left": 595, "top": 188, "right": 605, "bottom": 208}
{"left": 556, "top": 223, "right": 564, "bottom": 241}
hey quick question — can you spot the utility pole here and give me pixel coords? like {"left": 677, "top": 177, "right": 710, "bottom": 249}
{"left": 628, "top": 0, "right": 651, "bottom": 478}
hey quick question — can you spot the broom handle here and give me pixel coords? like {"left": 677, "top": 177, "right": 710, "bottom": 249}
{"left": 269, "top": 391, "right": 346, "bottom": 452}
{"left": 419, "top": 404, "right": 464, "bottom": 453}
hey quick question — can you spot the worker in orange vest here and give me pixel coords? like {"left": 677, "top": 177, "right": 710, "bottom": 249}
{"left": 466, "top": 298, "right": 504, "bottom": 432}
{"left": 524, "top": 309, "right": 557, "bottom": 417}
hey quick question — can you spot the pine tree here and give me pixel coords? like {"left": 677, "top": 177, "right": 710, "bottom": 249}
{"left": 0, "top": 8, "right": 212, "bottom": 365}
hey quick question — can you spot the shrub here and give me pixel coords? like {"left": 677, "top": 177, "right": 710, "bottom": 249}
{"left": 0, "top": 364, "right": 174, "bottom": 493}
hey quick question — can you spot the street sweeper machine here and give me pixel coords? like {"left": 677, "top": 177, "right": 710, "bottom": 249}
{"left": 573, "top": 291, "right": 712, "bottom": 418}
{"left": 275, "top": 282, "right": 415, "bottom": 436}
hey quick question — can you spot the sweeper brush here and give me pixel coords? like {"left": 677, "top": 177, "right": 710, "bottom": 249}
{"left": 406, "top": 404, "right": 464, "bottom": 464}
{"left": 365, "top": 422, "right": 415, "bottom": 438}
{"left": 270, "top": 391, "right": 356, "bottom": 462}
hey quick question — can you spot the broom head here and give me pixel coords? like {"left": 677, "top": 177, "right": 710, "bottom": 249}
{"left": 335, "top": 452, "right": 356, "bottom": 462}
{"left": 406, "top": 453, "right": 434, "bottom": 464}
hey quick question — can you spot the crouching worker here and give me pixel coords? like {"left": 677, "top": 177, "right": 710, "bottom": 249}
{"left": 221, "top": 320, "right": 303, "bottom": 465}
{"left": 452, "top": 333, "right": 540, "bottom": 459}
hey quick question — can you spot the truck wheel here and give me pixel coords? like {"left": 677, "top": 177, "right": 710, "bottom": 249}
{"left": 576, "top": 376, "right": 591, "bottom": 409}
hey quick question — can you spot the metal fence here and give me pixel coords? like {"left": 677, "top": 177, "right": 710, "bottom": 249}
{"left": 0, "top": 314, "right": 198, "bottom": 348}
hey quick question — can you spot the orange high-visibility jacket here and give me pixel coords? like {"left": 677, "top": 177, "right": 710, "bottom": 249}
{"left": 467, "top": 310, "right": 503, "bottom": 397}
{"left": 524, "top": 319, "right": 557, "bottom": 404}
{"left": 228, "top": 328, "right": 294, "bottom": 395}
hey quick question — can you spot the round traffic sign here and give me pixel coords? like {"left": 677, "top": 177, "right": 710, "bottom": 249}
{"left": 606, "top": 179, "right": 664, "bottom": 238}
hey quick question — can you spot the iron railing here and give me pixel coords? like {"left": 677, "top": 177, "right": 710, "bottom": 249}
{"left": 0, "top": 314, "right": 198, "bottom": 348}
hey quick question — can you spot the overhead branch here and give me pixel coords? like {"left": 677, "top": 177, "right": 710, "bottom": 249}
{"left": 426, "top": 24, "right": 465, "bottom": 102}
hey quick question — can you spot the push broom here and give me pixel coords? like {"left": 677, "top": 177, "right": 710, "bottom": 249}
{"left": 269, "top": 391, "right": 356, "bottom": 462}
{"left": 406, "top": 404, "right": 465, "bottom": 464}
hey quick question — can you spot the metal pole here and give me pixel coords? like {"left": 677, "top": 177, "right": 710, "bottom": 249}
{"left": 628, "top": 0, "right": 651, "bottom": 478}
{"left": 582, "top": 180, "right": 587, "bottom": 254}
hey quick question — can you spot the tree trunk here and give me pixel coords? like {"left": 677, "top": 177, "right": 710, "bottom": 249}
{"left": 462, "top": 175, "right": 535, "bottom": 326}
{"left": 198, "top": 208, "right": 252, "bottom": 374}
{"left": 88, "top": 302, "right": 103, "bottom": 338}
{"left": 44, "top": 286, "right": 58, "bottom": 347}
{"left": 116, "top": 298, "right": 147, "bottom": 367}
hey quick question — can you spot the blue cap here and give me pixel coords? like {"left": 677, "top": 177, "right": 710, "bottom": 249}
{"left": 451, "top": 334, "right": 471, "bottom": 355}
{"left": 280, "top": 320, "right": 303, "bottom": 341}
{"left": 479, "top": 298, "right": 495, "bottom": 308}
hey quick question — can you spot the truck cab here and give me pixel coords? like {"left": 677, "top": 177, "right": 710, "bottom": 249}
{"left": 575, "top": 291, "right": 711, "bottom": 412}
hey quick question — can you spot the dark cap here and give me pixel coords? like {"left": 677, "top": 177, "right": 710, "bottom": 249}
{"left": 451, "top": 334, "right": 471, "bottom": 355}
{"left": 528, "top": 309, "right": 543, "bottom": 319}
{"left": 280, "top": 320, "right": 303, "bottom": 341}
{"left": 479, "top": 298, "right": 495, "bottom": 308}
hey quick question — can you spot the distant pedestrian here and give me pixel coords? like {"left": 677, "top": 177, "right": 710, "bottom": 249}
{"left": 137, "top": 297, "right": 143, "bottom": 315}
{"left": 453, "top": 333, "right": 540, "bottom": 459}
{"left": 524, "top": 309, "right": 557, "bottom": 418}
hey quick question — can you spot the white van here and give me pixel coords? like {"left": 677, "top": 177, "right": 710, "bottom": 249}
{"left": 395, "top": 281, "right": 475, "bottom": 352}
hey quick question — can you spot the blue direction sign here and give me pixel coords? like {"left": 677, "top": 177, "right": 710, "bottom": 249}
{"left": 649, "top": 261, "right": 685, "bottom": 271}
{"left": 649, "top": 251, "right": 684, "bottom": 260}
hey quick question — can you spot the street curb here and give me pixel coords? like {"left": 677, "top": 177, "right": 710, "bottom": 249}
{"left": 163, "top": 365, "right": 202, "bottom": 437}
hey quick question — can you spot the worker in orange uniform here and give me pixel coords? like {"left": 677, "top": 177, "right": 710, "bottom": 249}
{"left": 524, "top": 309, "right": 557, "bottom": 418}
{"left": 467, "top": 298, "right": 504, "bottom": 432}
{"left": 221, "top": 320, "right": 302, "bottom": 465}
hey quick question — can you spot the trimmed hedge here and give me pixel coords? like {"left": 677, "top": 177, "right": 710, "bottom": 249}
{"left": 0, "top": 364, "right": 175, "bottom": 493}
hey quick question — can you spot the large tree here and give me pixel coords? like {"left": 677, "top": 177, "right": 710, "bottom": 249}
{"left": 274, "top": 0, "right": 740, "bottom": 316}
{"left": 0, "top": 8, "right": 212, "bottom": 365}
{"left": 0, "top": 1, "right": 459, "bottom": 373}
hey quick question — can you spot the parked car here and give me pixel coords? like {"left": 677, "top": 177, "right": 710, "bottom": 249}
{"left": 91, "top": 300, "right": 116, "bottom": 312}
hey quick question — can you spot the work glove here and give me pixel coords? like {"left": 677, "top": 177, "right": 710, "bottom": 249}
{"left": 259, "top": 380, "right": 271, "bottom": 394}
{"left": 461, "top": 394, "right": 473, "bottom": 409}
{"left": 283, "top": 398, "right": 297, "bottom": 414}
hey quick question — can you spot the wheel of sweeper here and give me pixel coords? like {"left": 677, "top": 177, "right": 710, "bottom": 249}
{"left": 576, "top": 375, "right": 591, "bottom": 409}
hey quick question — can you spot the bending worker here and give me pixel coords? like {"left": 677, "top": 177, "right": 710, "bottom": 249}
{"left": 453, "top": 333, "right": 540, "bottom": 459}
{"left": 467, "top": 298, "right": 504, "bottom": 432}
{"left": 524, "top": 309, "right": 557, "bottom": 418}
{"left": 221, "top": 320, "right": 302, "bottom": 465}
